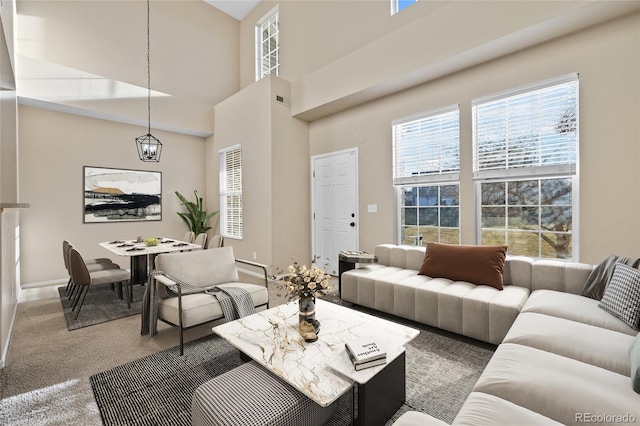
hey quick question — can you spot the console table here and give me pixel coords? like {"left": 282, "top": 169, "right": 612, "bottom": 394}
{"left": 338, "top": 250, "right": 378, "bottom": 297}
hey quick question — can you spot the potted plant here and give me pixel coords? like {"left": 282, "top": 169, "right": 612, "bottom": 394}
{"left": 175, "top": 190, "right": 218, "bottom": 235}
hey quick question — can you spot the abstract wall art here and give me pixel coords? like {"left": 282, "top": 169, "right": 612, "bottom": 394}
{"left": 83, "top": 166, "right": 162, "bottom": 223}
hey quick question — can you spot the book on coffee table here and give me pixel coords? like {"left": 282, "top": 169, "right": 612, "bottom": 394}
{"left": 347, "top": 353, "right": 387, "bottom": 371}
{"left": 345, "top": 338, "right": 386, "bottom": 370}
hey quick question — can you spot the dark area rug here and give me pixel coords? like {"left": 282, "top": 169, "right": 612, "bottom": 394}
{"left": 58, "top": 283, "right": 146, "bottom": 331}
{"left": 321, "top": 295, "right": 497, "bottom": 424}
{"left": 90, "top": 298, "right": 495, "bottom": 425}
{"left": 90, "top": 335, "right": 352, "bottom": 426}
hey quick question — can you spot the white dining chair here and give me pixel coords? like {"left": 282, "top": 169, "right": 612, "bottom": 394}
{"left": 194, "top": 233, "right": 207, "bottom": 249}
{"left": 182, "top": 231, "right": 195, "bottom": 243}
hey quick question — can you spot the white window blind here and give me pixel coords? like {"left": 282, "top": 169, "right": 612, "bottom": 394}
{"left": 393, "top": 106, "right": 460, "bottom": 185}
{"left": 219, "top": 145, "right": 242, "bottom": 239}
{"left": 473, "top": 74, "right": 578, "bottom": 180}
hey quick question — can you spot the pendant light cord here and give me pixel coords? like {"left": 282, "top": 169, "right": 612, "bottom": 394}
{"left": 146, "top": 0, "right": 151, "bottom": 135}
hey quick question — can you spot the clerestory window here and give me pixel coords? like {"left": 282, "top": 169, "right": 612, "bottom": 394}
{"left": 256, "top": 8, "right": 279, "bottom": 81}
{"left": 392, "top": 0, "right": 418, "bottom": 15}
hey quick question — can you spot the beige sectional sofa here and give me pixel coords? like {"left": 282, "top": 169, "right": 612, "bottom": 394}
{"left": 341, "top": 244, "right": 640, "bottom": 425}
{"left": 341, "top": 243, "right": 594, "bottom": 345}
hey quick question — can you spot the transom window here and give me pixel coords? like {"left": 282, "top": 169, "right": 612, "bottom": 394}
{"left": 473, "top": 74, "right": 579, "bottom": 259}
{"left": 392, "top": 0, "right": 418, "bottom": 14}
{"left": 393, "top": 106, "right": 460, "bottom": 245}
{"left": 256, "top": 8, "right": 279, "bottom": 81}
{"left": 219, "top": 145, "right": 243, "bottom": 239}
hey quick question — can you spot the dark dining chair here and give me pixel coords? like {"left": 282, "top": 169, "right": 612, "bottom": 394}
{"left": 67, "top": 248, "right": 131, "bottom": 319}
{"left": 62, "top": 240, "right": 119, "bottom": 297}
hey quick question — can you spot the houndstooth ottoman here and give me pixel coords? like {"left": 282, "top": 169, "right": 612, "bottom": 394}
{"left": 192, "top": 360, "right": 338, "bottom": 426}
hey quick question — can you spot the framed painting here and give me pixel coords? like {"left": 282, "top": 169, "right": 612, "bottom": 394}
{"left": 83, "top": 166, "right": 162, "bottom": 223}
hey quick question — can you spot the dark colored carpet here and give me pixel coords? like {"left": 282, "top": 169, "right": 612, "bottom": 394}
{"left": 90, "top": 297, "right": 495, "bottom": 425}
{"left": 58, "top": 283, "right": 146, "bottom": 331}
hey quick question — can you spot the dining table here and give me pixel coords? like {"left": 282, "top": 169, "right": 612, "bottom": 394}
{"left": 99, "top": 237, "right": 202, "bottom": 289}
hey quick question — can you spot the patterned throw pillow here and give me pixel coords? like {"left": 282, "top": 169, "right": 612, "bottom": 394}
{"left": 598, "top": 263, "right": 640, "bottom": 330}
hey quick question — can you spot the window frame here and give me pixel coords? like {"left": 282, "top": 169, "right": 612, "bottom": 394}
{"left": 397, "top": 183, "right": 461, "bottom": 246}
{"left": 219, "top": 144, "right": 243, "bottom": 240}
{"left": 255, "top": 6, "right": 279, "bottom": 81}
{"left": 393, "top": 105, "right": 461, "bottom": 245}
{"left": 472, "top": 74, "right": 579, "bottom": 260}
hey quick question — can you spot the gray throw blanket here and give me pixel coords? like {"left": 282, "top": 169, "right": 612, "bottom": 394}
{"left": 141, "top": 270, "right": 255, "bottom": 337}
{"left": 581, "top": 255, "right": 640, "bottom": 300}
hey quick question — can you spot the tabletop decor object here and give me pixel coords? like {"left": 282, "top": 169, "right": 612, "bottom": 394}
{"left": 276, "top": 261, "right": 331, "bottom": 342}
{"left": 144, "top": 237, "right": 160, "bottom": 246}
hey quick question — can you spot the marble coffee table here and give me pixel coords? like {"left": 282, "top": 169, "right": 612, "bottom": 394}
{"left": 212, "top": 298, "right": 419, "bottom": 425}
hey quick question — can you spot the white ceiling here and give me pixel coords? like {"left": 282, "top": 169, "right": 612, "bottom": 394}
{"left": 204, "top": 0, "right": 260, "bottom": 20}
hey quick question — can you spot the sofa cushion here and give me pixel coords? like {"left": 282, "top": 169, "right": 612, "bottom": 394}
{"left": 630, "top": 333, "right": 640, "bottom": 393}
{"left": 340, "top": 264, "right": 389, "bottom": 304}
{"left": 155, "top": 247, "right": 239, "bottom": 288}
{"left": 599, "top": 262, "right": 640, "bottom": 330}
{"left": 473, "top": 343, "right": 640, "bottom": 425}
{"left": 418, "top": 242, "right": 507, "bottom": 289}
{"left": 582, "top": 255, "right": 640, "bottom": 300}
{"left": 453, "top": 392, "right": 562, "bottom": 425}
{"left": 158, "top": 282, "right": 268, "bottom": 327}
{"left": 503, "top": 312, "right": 634, "bottom": 376}
{"left": 521, "top": 290, "right": 637, "bottom": 336}
{"left": 393, "top": 411, "right": 448, "bottom": 426}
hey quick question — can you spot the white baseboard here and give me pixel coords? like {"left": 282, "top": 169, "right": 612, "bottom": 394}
{"left": 0, "top": 299, "right": 18, "bottom": 369}
{"left": 21, "top": 278, "right": 67, "bottom": 289}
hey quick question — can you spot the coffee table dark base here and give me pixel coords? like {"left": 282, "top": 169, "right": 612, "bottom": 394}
{"left": 355, "top": 351, "right": 406, "bottom": 425}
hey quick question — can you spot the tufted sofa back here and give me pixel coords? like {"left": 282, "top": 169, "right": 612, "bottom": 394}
{"left": 373, "top": 244, "right": 594, "bottom": 295}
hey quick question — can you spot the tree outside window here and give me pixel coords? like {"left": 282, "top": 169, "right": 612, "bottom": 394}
{"left": 474, "top": 75, "right": 578, "bottom": 259}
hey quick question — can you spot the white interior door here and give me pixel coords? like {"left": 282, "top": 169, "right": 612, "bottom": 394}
{"left": 312, "top": 148, "right": 358, "bottom": 275}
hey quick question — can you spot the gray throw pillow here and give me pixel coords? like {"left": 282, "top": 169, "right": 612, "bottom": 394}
{"left": 598, "top": 263, "right": 640, "bottom": 330}
{"left": 630, "top": 333, "right": 640, "bottom": 393}
{"left": 582, "top": 255, "right": 640, "bottom": 300}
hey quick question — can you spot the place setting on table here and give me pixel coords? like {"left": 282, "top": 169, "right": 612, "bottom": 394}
{"left": 99, "top": 236, "right": 202, "bottom": 287}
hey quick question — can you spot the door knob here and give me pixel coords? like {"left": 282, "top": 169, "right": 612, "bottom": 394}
{"left": 350, "top": 222, "right": 355, "bottom": 227}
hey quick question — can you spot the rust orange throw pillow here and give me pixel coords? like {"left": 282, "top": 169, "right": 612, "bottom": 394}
{"left": 418, "top": 242, "right": 508, "bottom": 290}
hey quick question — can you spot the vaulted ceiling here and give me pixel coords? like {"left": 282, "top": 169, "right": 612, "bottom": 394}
{"left": 16, "top": 0, "right": 254, "bottom": 137}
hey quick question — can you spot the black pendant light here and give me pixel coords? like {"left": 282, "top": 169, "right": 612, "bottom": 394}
{"left": 136, "top": 0, "right": 162, "bottom": 162}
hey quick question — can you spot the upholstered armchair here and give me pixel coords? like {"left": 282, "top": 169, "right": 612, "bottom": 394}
{"left": 144, "top": 247, "right": 269, "bottom": 355}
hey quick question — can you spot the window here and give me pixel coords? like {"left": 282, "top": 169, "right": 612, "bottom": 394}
{"left": 393, "top": 106, "right": 460, "bottom": 245}
{"left": 392, "top": 0, "right": 418, "bottom": 14}
{"left": 473, "top": 74, "right": 578, "bottom": 259}
{"left": 256, "top": 8, "right": 279, "bottom": 81}
{"left": 219, "top": 145, "right": 243, "bottom": 239}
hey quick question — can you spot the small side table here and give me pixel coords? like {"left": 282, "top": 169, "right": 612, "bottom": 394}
{"left": 338, "top": 251, "right": 378, "bottom": 297}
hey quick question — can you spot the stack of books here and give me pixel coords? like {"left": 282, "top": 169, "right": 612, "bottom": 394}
{"left": 340, "top": 250, "right": 375, "bottom": 259}
{"left": 345, "top": 338, "right": 387, "bottom": 371}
